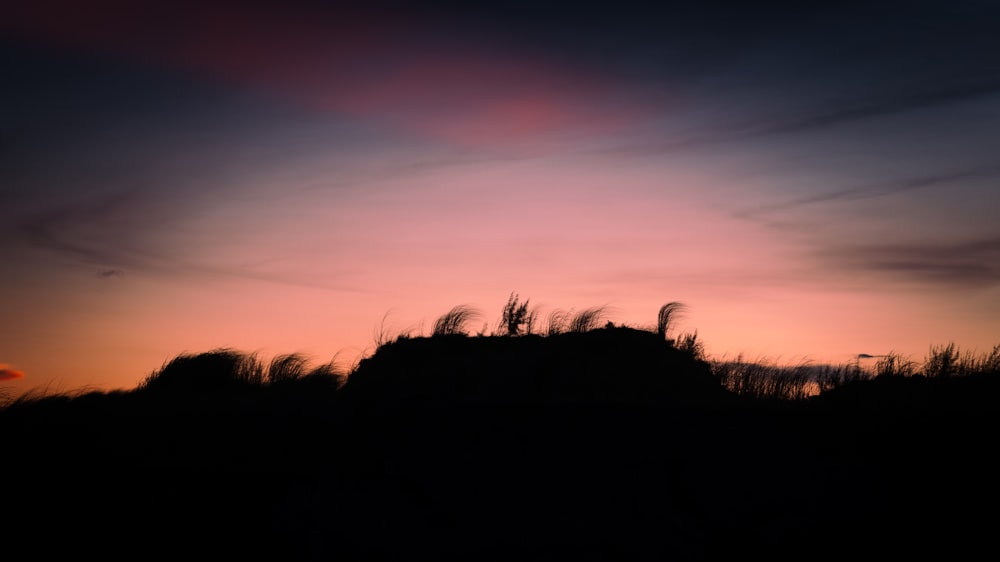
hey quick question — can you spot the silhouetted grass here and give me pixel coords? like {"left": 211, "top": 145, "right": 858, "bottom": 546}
{"left": 710, "top": 341, "right": 1000, "bottom": 401}
{"left": 916, "top": 342, "right": 1000, "bottom": 379}
{"left": 545, "top": 307, "right": 571, "bottom": 335}
{"left": 657, "top": 301, "right": 687, "bottom": 339}
{"left": 498, "top": 291, "right": 531, "bottom": 336}
{"left": 812, "top": 362, "right": 869, "bottom": 393}
{"left": 873, "top": 352, "right": 917, "bottom": 378}
{"left": 266, "top": 352, "right": 309, "bottom": 383}
{"left": 567, "top": 305, "right": 609, "bottom": 333}
{"left": 710, "top": 355, "right": 816, "bottom": 401}
{"left": 129, "top": 347, "right": 345, "bottom": 412}
{"left": 432, "top": 304, "right": 483, "bottom": 336}
{"left": 674, "top": 330, "right": 705, "bottom": 359}
{"left": 138, "top": 347, "right": 265, "bottom": 394}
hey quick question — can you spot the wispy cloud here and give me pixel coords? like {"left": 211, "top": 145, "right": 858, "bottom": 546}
{"left": 734, "top": 168, "right": 998, "bottom": 220}
{"left": 14, "top": 189, "right": 368, "bottom": 292}
{"left": 819, "top": 235, "right": 1000, "bottom": 290}
{"left": 756, "top": 81, "right": 1000, "bottom": 137}
{"left": 728, "top": 169, "right": 1000, "bottom": 291}
{"left": 598, "top": 79, "right": 1000, "bottom": 158}
{"left": 16, "top": 190, "right": 167, "bottom": 270}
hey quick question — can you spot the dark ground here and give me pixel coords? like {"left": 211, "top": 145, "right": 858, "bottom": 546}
{"left": 4, "top": 330, "right": 997, "bottom": 561}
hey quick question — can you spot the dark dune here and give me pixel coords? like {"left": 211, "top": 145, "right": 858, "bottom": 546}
{"left": 3, "top": 327, "right": 997, "bottom": 561}
{"left": 340, "top": 328, "right": 736, "bottom": 409}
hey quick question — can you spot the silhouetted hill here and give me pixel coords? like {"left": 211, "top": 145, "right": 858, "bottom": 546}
{"left": 3, "top": 328, "right": 998, "bottom": 561}
{"left": 340, "top": 327, "right": 738, "bottom": 411}
{"left": 811, "top": 370, "right": 1000, "bottom": 413}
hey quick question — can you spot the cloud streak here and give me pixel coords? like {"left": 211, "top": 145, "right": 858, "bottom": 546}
{"left": 13, "top": 188, "right": 369, "bottom": 292}
{"left": 734, "top": 168, "right": 999, "bottom": 220}
{"left": 0, "top": 366, "right": 25, "bottom": 381}
{"left": 756, "top": 82, "right": 1000, "bottom": 137}
{"left": 15, "top": 190, "right": 170, "bottom": 271}
{"left": 820, "top": 235, "right": 1000, "bottom": 290}
{"left": 599, "top": 80, "right": 1000, "bottom": 159}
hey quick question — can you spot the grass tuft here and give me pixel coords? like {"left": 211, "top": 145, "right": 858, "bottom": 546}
{"left": 568, "top": 306, "right": 608, "bottom": 333}
{"left": 432, "top": 305, "right": 483, "bottom": 336}
{"left": 657, "top": 301, "right": 687, "bottom": 339}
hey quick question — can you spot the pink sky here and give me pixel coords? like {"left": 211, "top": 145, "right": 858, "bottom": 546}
{"left": 3, "top": 1, "right": 999, "bottom": 396}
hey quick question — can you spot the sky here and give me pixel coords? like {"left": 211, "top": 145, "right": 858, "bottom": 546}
{"left": 3, "top": 0, "right": 999, "bottom": 396}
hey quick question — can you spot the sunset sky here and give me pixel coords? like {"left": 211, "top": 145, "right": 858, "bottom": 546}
{"left": 3, "top": 0, "right": 999, "bottom": 395}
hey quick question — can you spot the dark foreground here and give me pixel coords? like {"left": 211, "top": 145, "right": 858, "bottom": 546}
{"left": 4, "top": 330, "right": 998, "bottom": 561}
